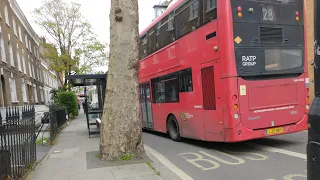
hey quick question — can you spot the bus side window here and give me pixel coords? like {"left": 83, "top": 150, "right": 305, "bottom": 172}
{"left": 139, "top": 34, "right": 148, "bottom": 59}
{"left": 152, "top": 78, "right": 165, "bottom": 103}
{"left": 203, "top": 0, "right": 217, "bottom": 24}
{"left": 179, "top": 68, "right": 193, "bottom": 92}
{"left": 148, "top": 26, "right": 156, "bottom": 55}
{"left": 156, "top": 13, "right": 176, "bottom": 51}
{"left": 175, "top": 0, "right": 201, "bottom": 39}
{"left": 152, "top": 73, "right": 180, "bottom": 103}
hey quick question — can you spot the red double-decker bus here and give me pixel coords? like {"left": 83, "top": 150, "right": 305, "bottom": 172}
{"left": 138, "top": 0, "right": 308, "bottom": 142}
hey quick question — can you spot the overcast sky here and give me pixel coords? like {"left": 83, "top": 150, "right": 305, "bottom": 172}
{"left": 15, "top": 0, "right": 162, "bottom": 72}
{"left": 16, "top": 0, "right": 161, "bottom": 44}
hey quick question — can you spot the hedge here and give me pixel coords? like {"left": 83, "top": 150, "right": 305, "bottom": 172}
{"left": 57, "top": 91, "right": 78, "bottom": 117}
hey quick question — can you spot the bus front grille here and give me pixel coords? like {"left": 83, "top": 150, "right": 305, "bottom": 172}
{"left": 259, "top": 27, "right": 283, "bottom": 43}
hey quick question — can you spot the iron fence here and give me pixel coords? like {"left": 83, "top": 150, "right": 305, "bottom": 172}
{"left": 0, "top": 106, "right": 36, "bottom": 180}
{"left": 49, "top": 105, "right": 67, "bottom": 143}
{"left": 38, "top": 105, "right": 67, "bottom": 144}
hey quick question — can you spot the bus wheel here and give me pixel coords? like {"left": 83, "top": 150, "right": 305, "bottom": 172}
{"left": 167, "top": 115, "right": 181, "bottom": 142}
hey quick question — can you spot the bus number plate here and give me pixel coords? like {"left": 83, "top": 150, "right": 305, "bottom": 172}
{"left": 266, "top": 127, "right": 283, "bottom": 135}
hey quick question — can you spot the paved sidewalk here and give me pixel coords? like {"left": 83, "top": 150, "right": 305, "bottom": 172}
{"left": 25, "top": 113, "right": 181, "bottom": 180}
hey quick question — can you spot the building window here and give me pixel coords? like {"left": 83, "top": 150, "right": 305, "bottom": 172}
{"left": 29, "top": 40, "right": 31, "bottom": 53}
{"left": 0, "top": 35, "right": 6, "bottom": 63}
{"left": 13, "top": 18, "right": 17, "bottom": 36}
{"left": 207, "top": 0, "right": 216, "bottom": 10}
{"left": 33, "top": 87, "right": 38, "bottom": 103}
{"left": 8, "top": 42, "right": 14, "bottom": 67}
{"left": 40, "top": 89, "right": 44, "bottom": 102}
{"left": 10, "top": 78, "right": 17, "bottom": 102}
{"left": 25, "top": 35, "right": 28, "bottom": 49}
{"left": 4, "top": 5, "right": 9, "bottom": 26}
{"left": 18, "top": 25, "right": 22, "bottom": 42}
{"left": 28, "top": 55, "right": 32, "bottom": 77}
{"left": 17, "top": 44, "right": 21, "bottom": 71}
{"left": 21, "top": 79, "right": 27, "bottom": 102}
{"left": 190, "top": 0, "right": 199, "bottom": 20}
{"left": 22, "top": 49, "right": 26, "bottom": 74}
{"left": 32, "top": 62, "right": 35, "bottom": 79}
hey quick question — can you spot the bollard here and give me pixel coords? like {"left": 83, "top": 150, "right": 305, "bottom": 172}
{"left": 307, "top": 0, "right": 320, "bottom": 179}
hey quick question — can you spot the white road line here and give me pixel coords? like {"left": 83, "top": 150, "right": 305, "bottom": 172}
{"left": 144, "top": 145, "right": 194, "bottom": 180}
{"left": 246, "top": 142, "right": 307, "bottom": 160}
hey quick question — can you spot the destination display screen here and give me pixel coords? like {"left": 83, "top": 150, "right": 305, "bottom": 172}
{"left": 261, "top": 4, "right": 279, "bottom": 22}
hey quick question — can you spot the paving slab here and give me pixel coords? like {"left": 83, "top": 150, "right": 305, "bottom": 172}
{"left": 24, "top": 113, "right": 180, "bottom": 180}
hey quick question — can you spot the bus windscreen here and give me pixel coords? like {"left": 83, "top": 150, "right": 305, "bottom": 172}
{"left": 231, "top": 0, "right": 304, "bottom": 77}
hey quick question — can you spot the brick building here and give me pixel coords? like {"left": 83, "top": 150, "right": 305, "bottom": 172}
{"left": 0, "top": 0, "right": 59, "bottom": 107}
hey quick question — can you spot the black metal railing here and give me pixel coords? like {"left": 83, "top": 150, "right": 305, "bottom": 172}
{"left": 0, "top": 106, "right": 36, "bottom": 180}
{"left": 49, "top": 105, "right": 67, "bottom": 143}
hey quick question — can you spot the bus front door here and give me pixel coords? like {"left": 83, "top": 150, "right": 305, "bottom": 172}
{"left": 140, "top": 83, "right": 154, "bottom": 129}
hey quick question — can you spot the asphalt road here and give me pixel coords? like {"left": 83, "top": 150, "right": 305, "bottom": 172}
{"left": 142, "top": 130, "right": 308, "bottom": 180}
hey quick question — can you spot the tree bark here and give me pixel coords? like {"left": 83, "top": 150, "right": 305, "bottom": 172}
{"left": 100, "top": 0, "right": 145, "bottom": 160}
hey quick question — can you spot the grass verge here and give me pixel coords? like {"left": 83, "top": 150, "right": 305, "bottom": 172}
{"left": 146, "top": 161, "right": 161, "bottom": 176}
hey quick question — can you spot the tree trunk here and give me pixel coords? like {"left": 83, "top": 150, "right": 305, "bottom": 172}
{"left": 100, "top": 0, "right": 145, "bottom": 160}
{"left": 64, "top": 71, "right": 68, "bottom": 86}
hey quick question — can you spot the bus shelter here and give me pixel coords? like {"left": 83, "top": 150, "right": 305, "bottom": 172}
{"left": 67, "top": 74, "right": 106, "bottom": 137}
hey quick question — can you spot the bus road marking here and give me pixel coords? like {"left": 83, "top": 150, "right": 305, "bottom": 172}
{"left": 199, "top": 150, "right": 245, "bottom": 165}
{"left": 179, "top": 150, "right": 268, "bottom": 171}
{"left": 264, "top": 173, "right": 307, "bottom": 180}
{"left": 179, "top": 152, "right": 220, "bottom": 171}
{"left": 283, "top": 174, "right": 307, "bottom": 180}
{"left": 223, "top": 149, "right": 269, "bottom": 161}
{"left": 144, "top": 145, "right": 194, "bottom": 180}
{"left": 246, "top": 142, "right": 306, "bottom": 160}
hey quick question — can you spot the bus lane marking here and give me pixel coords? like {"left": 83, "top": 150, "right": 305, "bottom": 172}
{"left": 223, "top": 150, "right": 269, "bottom": 161}
{"left": 199, "top": 150, "right": 245, "bottom": 165}
{"left": 179, "top": 152, "right": 220, "bottom": 171}
{"left": 282, "top": 174, "right": 307, "bottom": 180}
{"left": 144, "top": 145, "right": 194, "bottom": 180}
{"left": 264, "top": 173, "right": 307, "bottom": 180}
{"left": 179, "top": 150, "right": 269, "bottom": 171}
{"left": 246, "top": 142, "right": 306, "bottom": 160}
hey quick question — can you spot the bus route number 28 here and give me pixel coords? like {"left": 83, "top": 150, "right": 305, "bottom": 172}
{"left": 242, "top": 56, "right": 257, "bottom": 67}
{"left": 262, "top": 5, "right": 276, "bottom": 21}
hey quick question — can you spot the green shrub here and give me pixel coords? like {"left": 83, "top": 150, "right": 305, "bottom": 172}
{"left": 50, "top": 86, "right": 68, "bottom": 104}
{"left": 57, "top": 91, "right": 78, "bottom": 117}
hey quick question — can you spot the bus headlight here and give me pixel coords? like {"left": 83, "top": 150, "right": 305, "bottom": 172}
{"left": 306, "top": 105, "right": 310, "bottom": 110}
{"left": 234, "top": 113, "right": 239, "bottom": 119}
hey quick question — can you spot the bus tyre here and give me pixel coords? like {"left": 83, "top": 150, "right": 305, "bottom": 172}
{"left": 167, "top": 116, "right": 181, "bottom": 142}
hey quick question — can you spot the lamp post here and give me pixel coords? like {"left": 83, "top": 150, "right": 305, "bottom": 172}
{"left": 307, "top": 0, "right": 320, "bottom": 179}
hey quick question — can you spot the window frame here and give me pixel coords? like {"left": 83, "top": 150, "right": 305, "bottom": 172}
{"left": 8, "top": 42, "right": 14, "bottom": 67}
{"left": 0, "top": 35, "right": 6, "bottom": 63}
{"left": 17, "top": 44, "right": 22, "bottom": 71}
{"left": 179, "top": 68, "right": 193, "bottom": 92}
{"left": 10, "top": 78, "right": 18, "bottom": 102}
{"left": 189, "top": 0, "right": 199, "bottom": 21}
{"left": 167, "top": 12, "right": 175, "bottom": 31}
{"left": 22, "top": 49, "right": 26, "bottom": 74}
{"left": 21, "top": 79, "right": 28, "bottom": 102}
{"left": 151, "top": 68, "right": 193, "bottom": 103}
{"left": 13, "top": 17, "right": 17, "bottom": 36}
{"left": 206, "top": 0, "right": 217, "bottom": 12}
{"left": 4, "top": 5, "right": 10, "bottom": 27}
{"left": 152, "top": 72, "right": 179, "bottom": 104}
